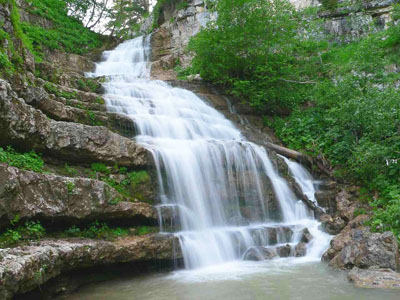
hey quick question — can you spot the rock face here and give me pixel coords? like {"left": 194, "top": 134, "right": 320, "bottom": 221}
{"left": 151, "top": 0, "right": 217, "bottom": 79}
{"left": 0, "top": 234, "right": 181, "bottom": 300}
{"left": 348, "top": 267, "right": 400, "bottom": 289}
{"left": 323, "top": 225, "right": 399, "bottom": 271}
{"left": 0, "top": 80, "right": 151, "bottom": 167}
{"left": 0, "top": 164, "right": 157, "bottom": 228}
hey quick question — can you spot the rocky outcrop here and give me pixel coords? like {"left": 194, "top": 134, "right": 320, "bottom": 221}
{"left": 323, "top": 224, "right": 399, "bottom": 271}
{"left": 0, "top": 163, "right": 157, "bottom": 228}
{"left": 320, "top": 0, "right": 396, "bottom": 42}
{"left": 0, "top": 234, "right": 181, "bottom": 299}
{"left": 0, "top": 80, "right": 151, "bottom": 167}
{"left": 151, "top": 0, "right": 217, "bottom": 79}
{"left": 348, "top": 267, "right": 400, "bottom": 289}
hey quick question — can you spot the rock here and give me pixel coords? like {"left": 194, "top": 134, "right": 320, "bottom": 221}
{"left": 0, "top": 80, "right": 151, "bottom": 167}
{"left": 276, "top": 244, "right": 291, "bottom": 257}
{"left": 0, "top": 163, "right": 157, "bottom": 228}
{"left": 315, "top": 190, "right": 336, "bottom": 213}
{"left": 243, "top": 246, "right": 277, "bottom": 261}
{"left": 187, "top": 74, "right": 202, "bottom": 81}
{"left": 319, "top": 214, "right": 346, "bottom": 235}
{"left": 317, "top": 180, "right": 336, "bottom": 191}
{"left": 0, "top": 234, "right": 181, "bottom": 300}
{"left": 326, "top": 227, "right": 399, "bottom": 271}
{"left": 348, "top": 267, "right": 400, "bottom": 289}
{"left": 299, "top": 228, "right": 313, "bottom": 243}
{"left": 335, "top": 189, "right": 357, "bottom": 221}
{"left": 229, "top": 215, "right": 249, "bottom": 226}
{"left": 294, "top": 242, "right": 307, "bottom": 257}
{"left": 321, "top": 215, "right": 371, "bottom": 261}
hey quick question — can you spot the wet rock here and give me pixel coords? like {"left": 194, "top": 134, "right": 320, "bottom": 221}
{"left": 229, "top": 215, "right": 249, "bottom": 226}
{"left": 294, "top": 242, "right": 307, "bottom": 257}
{"left": 0, "top": 80, "right": 150, "bottom": 167}
{"left": 0, "top": 234, "right": 181, "bottom": 300}
{"left": 299, "top": 228, "right": 313, "bottom": 243}
{"left": 315, "top": 190, "right": 336, "bottom": 213}
{"left": 319, "top": 214, "right": 346, "bottom": 235}
{"left": 0, "top": 163, "right": 156, "bottom": 227}
{"left": 325, "top": 227, "right": 399, "bottom": 271}
{"left": 243, "top": 246, "right": 277, "bottom": 261}
{"left": 317, "top": 180, "right": 336, "bottom": 191}
{"left": 348, "top": 267, "right": 400, "bottom": 289}
{"left": 276, "top": 244, "right": 291, "bottom": 258}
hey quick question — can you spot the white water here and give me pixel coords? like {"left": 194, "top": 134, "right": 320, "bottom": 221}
{"left": 89, "top": 36, "right": 331, "bottom": 271}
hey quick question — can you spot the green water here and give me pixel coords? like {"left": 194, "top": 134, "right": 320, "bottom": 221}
{"left": 61, "top": 260, "right": 400, "bottom": 300}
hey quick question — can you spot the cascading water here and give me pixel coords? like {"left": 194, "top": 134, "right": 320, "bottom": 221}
{"left": 89, "top": 36, "right": 331, "bottom": 270}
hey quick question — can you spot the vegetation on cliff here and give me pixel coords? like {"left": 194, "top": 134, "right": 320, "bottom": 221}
{"left": 188, "top": 0, "right": 400, "bottom": 238}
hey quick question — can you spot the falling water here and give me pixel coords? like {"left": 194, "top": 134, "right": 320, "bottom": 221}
{"left": 89, "top": 36, "right": 331, "bottom": 270}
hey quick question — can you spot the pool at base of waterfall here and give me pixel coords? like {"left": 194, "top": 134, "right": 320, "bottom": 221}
{"left": 60, "top": 261, "right": 399, "bottom": 300}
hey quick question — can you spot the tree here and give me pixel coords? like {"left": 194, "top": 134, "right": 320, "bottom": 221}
{"left": 107, "top": 0, "right": 149, "bottom": 37}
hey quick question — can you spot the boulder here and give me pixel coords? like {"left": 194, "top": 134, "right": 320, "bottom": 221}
{"left": 0, "top": 163, "right": 157, "bottom": 228}
{"left": 319, "top": 214, "right": 346, "bottom": 235}
{"left": 0, "top": 234, "right": 181, "bottom": 300}
{"left": 243, "top": 246, "right": 277, "bottom": 261}
{"left": 348, "top": 267, "right": 400, "bottom": 289}
{"left": 299, "top": 228, "right": 313, "bottom": 243}
{"left": 325, "top": 227, "right": 399, "bottom": 271}
{"left": 0, "top": 80, "right": 150, "bottom": 167}
{"left": 276, "top": 244, "right": 291, "bottom": 257}
{"left": 294, "top": 242, "right": 307, "bottom": 257}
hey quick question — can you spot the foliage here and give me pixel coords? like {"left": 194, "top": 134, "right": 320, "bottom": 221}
{"left": 188, "top": 0, "right": 325, "bottom": 113}
{"left": 0, "top": 146, "right": 44, "bottom": 172}
{"left": 318, "top": 0, "right": 338, "bottom": 10}
{"left": 0, "top": 1, "right": 30, "bottom": 75}
{"left": 271, "top": 21, "right": 400, "bottom": 238}
{"left": 188, "top": 0, "right": 400, "bottom": 238}
{"left": 89, "top": 163, "right": 150, "bottom": 202}
{"left": 44, "top": 82, "right": 77, "bottom": 99}
{"left": 22, "top": 0, "right": 102, "bottom": 58}
{"left": 107, "top": 0, "right": 149, "bottom": 38}
{"left": 66, "top": 181, "right": 76, "bottom": 194}
{"left": 0, "top": 217, "right": 45, "bottom": 248}
{"left": 64, "top": 163, "right": 78, "bottom": 176}
{"left": 64, "top": 221, "right": 128, "bottom": 240}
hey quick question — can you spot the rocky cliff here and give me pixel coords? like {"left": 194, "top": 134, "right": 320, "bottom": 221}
{"left": 0, "top": 2, "right": 181, "bottom": 298}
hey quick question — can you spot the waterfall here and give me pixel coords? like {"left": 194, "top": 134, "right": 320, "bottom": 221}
{"left": 89, "top": 36, "right": 330, "bottom": 269}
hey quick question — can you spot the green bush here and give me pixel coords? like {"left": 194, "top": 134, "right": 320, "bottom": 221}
{"left": 188, "top": 0, "right": 324, "bottom": 113}
{"left": 0, "top": 146, "right": 44, "bottom": 172}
